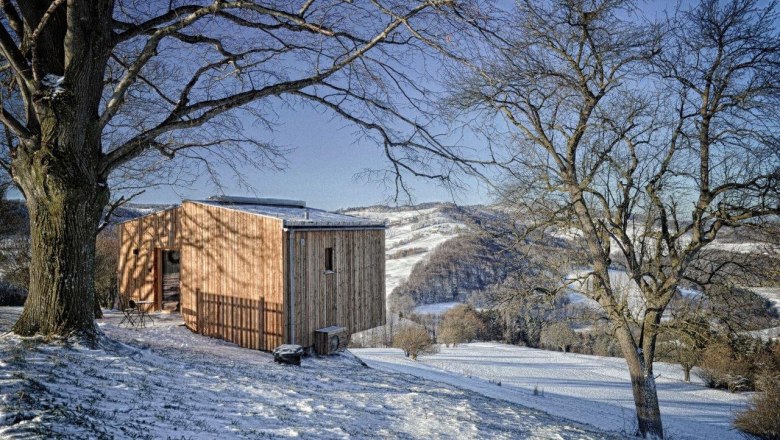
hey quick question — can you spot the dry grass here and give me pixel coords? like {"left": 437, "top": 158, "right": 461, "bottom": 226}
{"left": 734, "top": 378, "right": 780, "bottom": 440}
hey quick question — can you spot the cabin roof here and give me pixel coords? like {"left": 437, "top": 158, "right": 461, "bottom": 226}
{"left": 189, "top": 200, "right": 386, "bottom": 229}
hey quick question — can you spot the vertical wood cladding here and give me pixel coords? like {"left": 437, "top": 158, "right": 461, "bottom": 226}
{"left": 118, "top": 201, "right": 385, "bottom": 351}
{"left": 288, "top": 229, "right": 386, "bottom": 348}
{"left": 118, "top": 207, "right": 181, "bottom": 308}
{"left": 179, "top": 202, "right": 284, "bottom": 350}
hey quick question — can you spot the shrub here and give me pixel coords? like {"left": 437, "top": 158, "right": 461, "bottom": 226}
{"left": 437, "top": 304, "right": 485, "bottom": 347}
{"left": 734, "top": 376, "right": 780, "bottom": 439}
{"left": 698, "top": 340, "right": 753, "bottom": 392}
{"left": 540, "top": 322, "right": 578, "bottom": 353}
{"left": 698, "top": 337, "right": 779, "bottom": 392}
{"left": 94, "top": 231, "right": 120, "bottom": 309}
{"left": 393, "top": 326, "right": 437, "bottom": 360}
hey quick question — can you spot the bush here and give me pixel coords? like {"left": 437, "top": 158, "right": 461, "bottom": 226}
{"left": 698, "top": 340, "right": 753, "bottom": 392}
{"left": 698, "top": 337, "right": 779, "bottom": 392}
{"left": 734, "top": 376, "right": 780, "bottom": 439}
{"left": 393, "top": 326, "right": 437, "bottom": 360}
{"left": 437, "top": 304, "right": 485, "bottom": 347}
{"left": 540, "top": 322, "right": 578, "bottom": 353}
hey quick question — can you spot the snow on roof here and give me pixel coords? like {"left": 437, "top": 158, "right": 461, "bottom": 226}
{"left": 190, "top": 200, "right": 385, "bottom": 228}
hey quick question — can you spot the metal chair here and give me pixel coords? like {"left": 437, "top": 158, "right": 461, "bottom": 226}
{"left": 119, "top": 299, "right": 139, "bottom": 328}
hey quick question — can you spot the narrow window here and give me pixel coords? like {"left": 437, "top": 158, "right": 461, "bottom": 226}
{"left": 325, "top": 247, "right": 334, "bottom": 272}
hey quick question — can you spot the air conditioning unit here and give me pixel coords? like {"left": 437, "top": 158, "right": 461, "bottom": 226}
{"left": 314, "top": 326, "right": 348, "bottom": 355}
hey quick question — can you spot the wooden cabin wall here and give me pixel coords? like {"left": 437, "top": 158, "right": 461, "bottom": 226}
{"left": 288, "top": 229, "right": 386, "bottom": 348}
{"left": 179, "top": 202, "right": 285, "bottom": 350}
{"left": 118, "top": 208, "right": 181, "bottom": 308}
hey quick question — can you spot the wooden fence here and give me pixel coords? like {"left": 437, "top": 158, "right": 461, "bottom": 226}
{"left": 195, "top": 289, "right": 283, "bottom": 351}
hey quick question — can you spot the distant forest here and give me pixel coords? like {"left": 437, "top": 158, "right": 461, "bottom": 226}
{"left": 391, "top": 233, "right": 525, "bottom": 306}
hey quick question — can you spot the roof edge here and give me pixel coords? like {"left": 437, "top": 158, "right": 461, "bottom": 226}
{"left": 207, "top": 195, "right": 306, "bottom": 208}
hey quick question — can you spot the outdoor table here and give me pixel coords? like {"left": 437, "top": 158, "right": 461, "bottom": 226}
{"left": 134, "top": 301, "right": 155, "bottom": 328}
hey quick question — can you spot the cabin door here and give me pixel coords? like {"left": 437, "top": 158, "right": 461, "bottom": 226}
{"left": 156, "top": 249, "right": 181, "bottom": 311}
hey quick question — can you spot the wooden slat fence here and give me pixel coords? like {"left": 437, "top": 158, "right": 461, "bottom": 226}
{"left": 196, "top": 289, "right": 283, "bottom": 351}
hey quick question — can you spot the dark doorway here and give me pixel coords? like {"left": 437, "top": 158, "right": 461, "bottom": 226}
{"left": 160, "top": 249, "right": 181, "bottom": 311}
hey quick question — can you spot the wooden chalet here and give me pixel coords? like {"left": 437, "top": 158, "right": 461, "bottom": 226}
{"left": 117, "top": 196, "right": 386, "bottom": 351}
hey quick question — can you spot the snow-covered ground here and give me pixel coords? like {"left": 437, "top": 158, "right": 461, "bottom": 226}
{"left": 0, "top": 308, "right": 617, "bottom": 439}
{"left": 705, "top": 241, "right": 780, "bottom": 255}
{"left": 413, "top": 302, "right": 463, "bottom": 315}
{"left": 354, "top": 343, "right": 751, "bottom": 440}
{"left": 747, "top": 287, "right": 780, "bottom": 311}
{"left": 745, "top": 325, "right": 780, "bottom": 341}
{"left": 345, "top": 206, "right": 466, "bottom": 296}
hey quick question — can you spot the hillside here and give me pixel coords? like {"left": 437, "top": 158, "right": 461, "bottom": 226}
{"left": 355, "top": 203, "right": 780, "bottom": 316}
{"left": 0, "top": 308, "right": 616, "bottom": 439}
{"left": 391, "top": 233, "right": 527, "bottom": 306}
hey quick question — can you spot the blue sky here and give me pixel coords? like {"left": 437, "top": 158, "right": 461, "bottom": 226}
{"left": 8, "top": 1, "right": 675, "bottom": 211}
{"left": 133, "top": 1, "right": 677, "bottom": 211}
{"left": 138, "top": 102, "right": 492, "bottom": 211}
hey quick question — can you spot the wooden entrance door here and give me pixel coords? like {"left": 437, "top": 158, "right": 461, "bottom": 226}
{"left": 155, "top": 249, "right": 181, "bottom": 311}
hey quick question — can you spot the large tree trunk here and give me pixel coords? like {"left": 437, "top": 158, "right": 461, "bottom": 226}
{"left": 616, "top": 326, "right": 664, "bottom": 439}
{"left": 12, "top": 165, "right": 108, "bottom": 338}
{"left": 10, "top": 0, "right": 113, "bottom": 338}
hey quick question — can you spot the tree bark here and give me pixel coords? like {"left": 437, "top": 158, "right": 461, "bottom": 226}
{"left": 9, "top": 0, "right": 113, "bottom": 339}
{"left": 11, "top": 145, "right": 108, "bottom": 339}
{"left": 616, "top": 326, "right": 664, "bottom": 439}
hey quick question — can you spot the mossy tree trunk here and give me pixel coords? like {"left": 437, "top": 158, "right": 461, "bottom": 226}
{"left": 12, "top": 164, "right": 108, "bottom": 337}
{"left": 10, "top": 102, "right": 110, "bottom": 337}
{"left": 7, "top": 0, "right": 113, "bottom": 339}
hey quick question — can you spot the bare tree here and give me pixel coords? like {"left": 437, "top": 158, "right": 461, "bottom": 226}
{"left": 0, "top": 0, "right": 474, "bottom": 338}
{"left": 656, "top": 297, "right": 713, "bottom": 382}
{"left": 540, "top": 321, "right": 578, "bottom": 353}
{"left": 442, "top": 0, "right": 780, "bottom": 437}
{"left": 393, "top": 325, "right": 437, "bottom": 360}
{"left": 437, "top": 303, "right": 484, "bottom": 346}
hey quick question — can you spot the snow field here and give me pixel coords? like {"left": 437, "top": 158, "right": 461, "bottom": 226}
{"left": 354, "top": 343, "right": 751, "bottom": 440}
{"left": 0, "top": 308, "right": 617, "bottom": 439}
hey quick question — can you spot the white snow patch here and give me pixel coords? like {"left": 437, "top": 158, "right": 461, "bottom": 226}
{"left": 705, "top": 241, "right": 780, "bottom": 255}
{"left": 745, "top": 287, "right": 780, "bottom": 311}
{"left": 744, "top": 326, "right": 780, "bottom": 341}
{"left": 354, "top": 343, "right": 751, "bottom": 440}
{"left": 413, "top": 302, "right": 462, "bottom": 315}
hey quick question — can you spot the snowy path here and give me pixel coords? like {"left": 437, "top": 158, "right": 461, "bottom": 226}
{"left": 353, "top": 343, "right": 750, "bottom": 440}
{"left": 1, "top": 308, "right": 615, "bottom": 439}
